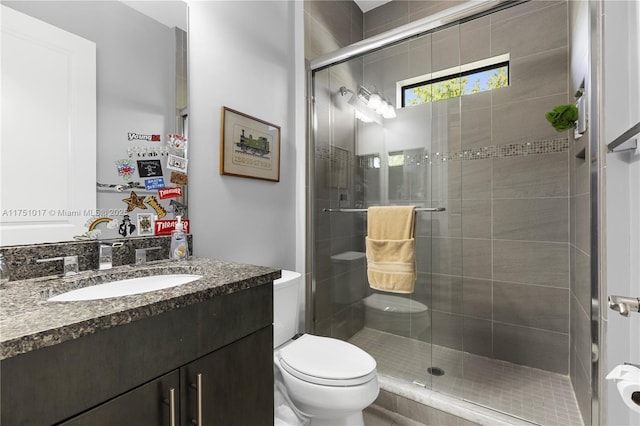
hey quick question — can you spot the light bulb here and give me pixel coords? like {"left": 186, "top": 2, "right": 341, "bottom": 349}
{"left": 376, "top": 101, "right": 388, "bottom": 115}
{"left": 383, "top": 105, "right": 396, "bottom": 119}
{"left": 368, "top": 93, "right": 382, "bottom": 110}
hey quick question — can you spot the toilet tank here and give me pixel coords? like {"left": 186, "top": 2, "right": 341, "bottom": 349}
{"left": 273, "top": 270, "right": 302, "bottom": 348}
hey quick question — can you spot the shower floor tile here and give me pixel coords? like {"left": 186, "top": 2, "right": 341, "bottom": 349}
{"left": 350, "top": 328, "right": 584, "bottom": 426}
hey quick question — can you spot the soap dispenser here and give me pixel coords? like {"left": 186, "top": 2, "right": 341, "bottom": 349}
{"left": 170, "top": 215, "right": 188, "bottom": 261}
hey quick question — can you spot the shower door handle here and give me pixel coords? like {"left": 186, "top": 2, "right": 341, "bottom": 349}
{"left": 608, "top": 295, "right": 640, "bottom": 317}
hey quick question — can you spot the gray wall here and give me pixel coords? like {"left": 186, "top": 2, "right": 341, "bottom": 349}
{"left": 189, "top": 1, "right": 297, "bottom": 270}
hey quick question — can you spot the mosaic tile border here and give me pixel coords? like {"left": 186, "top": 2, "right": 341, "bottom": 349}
{"left": 325, "top": 137, "right": 569, "bottom": 169}
{"left": 428, "top": 137, "right": 569, "bottom": 162}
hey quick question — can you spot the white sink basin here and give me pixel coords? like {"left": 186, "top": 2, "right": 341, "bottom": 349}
{"left": 48, "top": 274, "right": 203, "bottom": 302}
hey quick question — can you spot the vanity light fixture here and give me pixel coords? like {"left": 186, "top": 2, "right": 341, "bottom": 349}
{"left": 355, "top": 85, "right": 397, "bottom": 119}
{"left": 339, "top": 85, "right": 397, "bottom": 123}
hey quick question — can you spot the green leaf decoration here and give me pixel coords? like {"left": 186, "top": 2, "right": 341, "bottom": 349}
{"left": 545, "top": 104, "right": 578, "bottom": 132}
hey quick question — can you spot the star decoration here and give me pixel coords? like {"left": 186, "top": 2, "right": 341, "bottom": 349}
{"left": 122, "top": 191, "right": 147, "bottom": 212}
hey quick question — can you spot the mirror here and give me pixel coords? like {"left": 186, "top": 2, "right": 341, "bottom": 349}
{"left": 0, "top": 0, "right": 188, "bottom": 245}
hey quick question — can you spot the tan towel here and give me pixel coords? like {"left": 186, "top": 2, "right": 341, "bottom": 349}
{"left": 366, "top": 206, "right": 416, "bottom": 293}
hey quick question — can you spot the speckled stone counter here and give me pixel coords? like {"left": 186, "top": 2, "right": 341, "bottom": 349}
{"left": 0, "top": 257, "right": 280, "bottom": 360}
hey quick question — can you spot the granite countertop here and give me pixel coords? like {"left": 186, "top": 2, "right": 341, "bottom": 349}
{"left": 0, "top": 257, "right": 280, "bottom": 360}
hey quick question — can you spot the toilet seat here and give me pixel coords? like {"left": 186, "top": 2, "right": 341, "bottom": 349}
{"left": 278, "top": 334, "right": 377, "bottom": 387}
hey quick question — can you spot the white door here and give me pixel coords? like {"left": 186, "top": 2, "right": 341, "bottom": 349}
{"left": 0, "top": 5, "right": 96, "bottom": 245}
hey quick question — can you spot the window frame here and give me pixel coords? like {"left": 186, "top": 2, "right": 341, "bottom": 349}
{"left": 397, "top": 53, "right": 510, "bottom": 108}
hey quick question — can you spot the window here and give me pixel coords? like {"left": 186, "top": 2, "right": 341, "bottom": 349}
{"left": 398, "top": 54, "right": 509, "bottom": 107}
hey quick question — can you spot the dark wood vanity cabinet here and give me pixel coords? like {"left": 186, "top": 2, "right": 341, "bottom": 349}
{"left": 60, "top": 326, "right": 273, "bottom": 426}
{"left": 181, "top": 325, "right": 273, "bottom": 425}
{"left": 59, "top": 371, "right": 180, "bottom": 426}
{"left": 1, "top": 282, "right": 274, "bottom": 426}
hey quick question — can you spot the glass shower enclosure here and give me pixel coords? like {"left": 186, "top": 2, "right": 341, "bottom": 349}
{"left": 309, "top": 2, "right": 586, "bottom": 424}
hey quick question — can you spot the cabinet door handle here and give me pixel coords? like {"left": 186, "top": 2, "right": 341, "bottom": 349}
{"left": 190, "top": 373, "right": 203, "bottom": 425}
{"left": 169, "top": 388, "right": 176, "bottom": 426}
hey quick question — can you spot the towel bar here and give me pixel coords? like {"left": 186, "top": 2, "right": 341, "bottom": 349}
{"left": 322, "top": 207, "right": 446, "bottom": 213}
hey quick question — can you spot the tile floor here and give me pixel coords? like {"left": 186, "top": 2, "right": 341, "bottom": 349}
{"left": 351, "top": 328, "right": 584, "bottom": 426}
{"left": 364, "top": 404, "right": 427, "bottom": 426}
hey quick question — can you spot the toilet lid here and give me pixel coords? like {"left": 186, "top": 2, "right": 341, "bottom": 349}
{"left": 278, "top": 334, "right": 377, "bottom": 386}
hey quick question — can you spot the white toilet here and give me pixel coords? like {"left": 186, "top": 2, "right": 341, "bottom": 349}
{"left": 274, "top": 270, "right": 379, "bottom": 426}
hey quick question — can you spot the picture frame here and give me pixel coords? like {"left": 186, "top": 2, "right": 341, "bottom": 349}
{"left": 220, "top": 107, "right": 281, "bottom": 182}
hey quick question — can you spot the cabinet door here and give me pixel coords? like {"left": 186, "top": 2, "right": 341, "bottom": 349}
{"left": 60, "top": 370, "right": 179, "bottom": 426}
{"left": 181, "top": 326, "right": 274, "bottom": 425}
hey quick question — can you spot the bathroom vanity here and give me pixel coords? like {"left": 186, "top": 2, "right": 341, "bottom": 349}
{"left": 0, "top": 258, "right": 278, "bottom": 425}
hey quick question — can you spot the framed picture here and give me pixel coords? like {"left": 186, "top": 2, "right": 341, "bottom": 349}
{"left": 220, "top": 107, "right": 281, "bottom": 182}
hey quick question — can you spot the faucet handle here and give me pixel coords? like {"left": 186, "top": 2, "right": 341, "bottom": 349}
{"left": 135, "top": 246, "right": 163, "bottom": 265}
{"left": 37, "top": 255, "right": 79, "bottom": 276}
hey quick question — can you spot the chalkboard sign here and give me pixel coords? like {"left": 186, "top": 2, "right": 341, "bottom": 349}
{"left": 137, "top": 160, "right": 163, "bottom": 178}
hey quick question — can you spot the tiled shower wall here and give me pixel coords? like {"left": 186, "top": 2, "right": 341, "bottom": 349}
{"left": 304, "top": 1, "right": 366, "bottom": 338}
{"left": 361, "top": 1, "right": 572, "bottom": 375}
{"left": 568, "top": 1, "right": 593, "bottom": 422}
{"left": 308, "top": 1, "right": 583, "bottom": 377}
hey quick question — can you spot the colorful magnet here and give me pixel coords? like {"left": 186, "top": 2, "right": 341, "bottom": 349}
{"left": 128, "top": 132, "right": 161, "bottom": 142}
{"left": 88, "top": 217, "right": 115, "bottom": 231}
{"left": 119, "top": 214, "right": 136, "bottom": 237}
{"left": 144, "top": 177, "right": 166, "bottom": 190}
{"left": 154, "top": 218, "right": 190, "bottom": 236}
{"left": 170, "top": 171, "right": 188, "bottom": 185}
{"left": 167, "top": 154, "right": 188, "bottom": 173}
{"left": 167, "top": 133, "right": 187, "bottom": 151}
{"left": 137, "top": 213, "right": 155, "bottom": 236}
{"left": 137, "top": 160, "right": 163, "bottom": 178}
{"left": 169, "top": 199, "right": 187, "bottom": 217}
{"left": 145, "top": 195, "right": 167, "bottom": 218}
{"left": 116, "top": 159, "right": 135, "bottom": 181}
{"left": 122, "top": 191, "right": 147, "bottom": 212}
{"left": 158, "top": 186, "right": 182, "bottom": 200}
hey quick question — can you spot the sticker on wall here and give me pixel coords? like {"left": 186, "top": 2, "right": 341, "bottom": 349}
{"left": 169, "top": 199, "right": 187, "bottom": 217}
{"left": 170, "top": 171, "right": 188, "bottom": 185}
{"left": 88, "top": 216, "right": 117, "bottom": 232}
{"left": 74, "top": 216, "right": 119, "bottom": 240}
{"left": 128, "top": 146, "right": 169, "bottom": 158}
{"left": 145, "top": 195, "right": 167, "bottom": 218}
{"left": 137, "top": 213, "right": 155, "bottom": 236}
{"left": 167, "top": 133, "right": 187, "bottom": 151}
{"left": 128, "top": 132, "right": 161, "bottom": 142}
{"left": 137, "top": 159, "right": 163, "bottom": 178}
{"left": 116, "top": 159, "right": 136, "bottom": 181}
{"left": 122, "top": 191, "right": 147, "bottom": 212}
{"left": 158, "top": 186, "right": 182, "bottom": 200}
{"left": 119, "top": 214, "right": 136, "bottom": 237}
{"left": 167, "top": 154, "right": 188, "bottom": 173}
{"left": 144, "top": 177, "right": 165, "bottom": 190}
{"left": 154, "top": 218, "right": 190, "bottom": 236}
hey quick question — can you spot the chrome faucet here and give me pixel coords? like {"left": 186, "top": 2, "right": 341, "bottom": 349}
{"left": 608, "top": 295, "right": 640, "bottom": 317}
{"left": 135, "top": 246, "right": 162, "bottom": 265}
{"left": 98, "top": 240, "right": 125, "bottom": 270}
{"left": 37, "top": 255, "right": 79, "bottom": 277}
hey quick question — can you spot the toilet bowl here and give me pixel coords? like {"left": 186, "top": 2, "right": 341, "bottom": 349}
{"left": 363, "top": 293, "right": 430, "bottom": 339}
{"left": 274, "top": 271, "right": 379, "bottom": 426}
